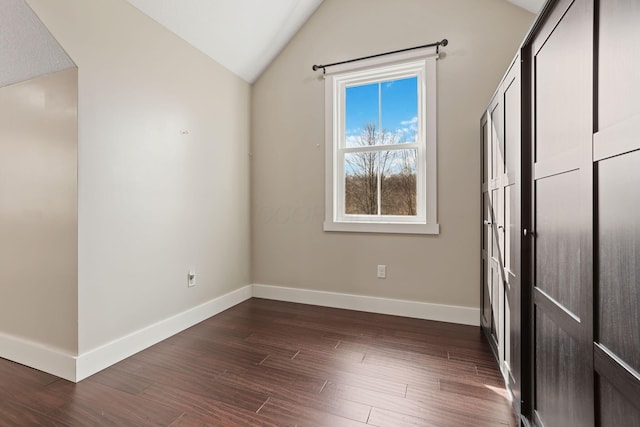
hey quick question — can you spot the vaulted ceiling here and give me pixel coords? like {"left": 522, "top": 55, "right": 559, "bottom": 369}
{"left": 127, "top": 0, "right": 544, "bottom": 84}
{"left": 126, "top": 0, "right": 323, "bottom": 83}
{"left": 507, "top": 0, "right": 546, "bottom": 14}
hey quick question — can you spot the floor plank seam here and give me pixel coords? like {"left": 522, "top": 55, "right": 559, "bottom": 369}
{"left": 169, "top": 412, "right": 187, "bottom": 426}
{"left": 255, "top": 397, "right": 270, "bottom": 414}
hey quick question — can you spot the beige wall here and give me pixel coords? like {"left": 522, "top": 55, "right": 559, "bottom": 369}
{"left": 1, "top": 0, "right": 531, "bottom": 365}
{"left": 0, "top": 68, "right": 78, "bottom": 354}
{"left": 26, "top": 0, "right": 251, "bottom": 354}
{"left": 251, "top": 0, "right": 534, "bottom": 309}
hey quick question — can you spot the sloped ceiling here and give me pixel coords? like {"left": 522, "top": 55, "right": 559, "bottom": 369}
{"left": 507, "top": 0, "right": 545, "bottom": 13}
{"left": 126, "top": 0, "right": 323, "bottom": 83}
{"left": 126, "top": 0, "right": 542, "bottom": 84}
{"left": 0, "top": 0, "right": 74, "bottom": 88}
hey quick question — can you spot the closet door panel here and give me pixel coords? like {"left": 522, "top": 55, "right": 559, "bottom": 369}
{"left": 505, "top": 80, "right": 518, "bottom": 178}
{"left": 505, "top": 185, "right": 513, "bottom": 275}
{"left": 491, "top": 185, "right": 504, "bottom": 353}
{"left": 597, "top": 375, "right": 640, "bottom": 427}
{"left": 598, "top": 152, "right": 640, "bottom": 375}
{"left": 482, "top": 185, "right": 492, "bottom": 329}
{"left": 535, "top": 1, "right": 591, "bottom": 163}
{"left": 599, "top": 0, "right": 640, "bottom": 130}
{"left": 482, "top": 120, "right": 490, "bottom": 184}
{"left": 491, "top": 103, "right": 504, "bottom": 179}
{"left": 535, "top": 171, "right": 581, "bottom": 315}
{"left": 506, "top": 182, "right": 518, "bottom": 374}
{"left": 535, "top": 309, "right": 584, "bottom": 427}
{"left": 595, "top": 1, "right": 640, "bottom": 424}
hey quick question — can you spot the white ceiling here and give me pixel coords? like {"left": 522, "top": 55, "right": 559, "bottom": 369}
{"left": 507, "top": 0, "right": 545, "bottom": 14}
{"left": 0, "top": 0, "right": 74, "bottom": 88}
{"left": 126, "top": 0, "right": 323, "bottom": 83}
{"left": 126, "top": 0, "right": 543, "bottom": 84}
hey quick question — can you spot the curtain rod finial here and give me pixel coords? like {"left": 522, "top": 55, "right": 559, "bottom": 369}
{"left": 440, "top": 39, "right": 448, "bottom": 47}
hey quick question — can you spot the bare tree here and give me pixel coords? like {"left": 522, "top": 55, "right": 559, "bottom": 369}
{"left": 380, "top": 150, "right": 416, "bottom": 216}
{"left": 345, "top": 123, "right": 395, "bottom": 215}
{"left": 396, "top": 149, "right": 416, "bottom": 215}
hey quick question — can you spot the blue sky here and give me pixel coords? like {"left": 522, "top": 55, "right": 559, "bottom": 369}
{"left": 345, "top": 76, "right": 417, "bottom": 145}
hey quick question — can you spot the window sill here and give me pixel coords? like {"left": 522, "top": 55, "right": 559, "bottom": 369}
{"left": 323, "top": 221, "right": 440, "bottom": 235}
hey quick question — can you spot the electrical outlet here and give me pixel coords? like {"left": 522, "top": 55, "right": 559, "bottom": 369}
{"left": 377, "top": 265, "right": 386, "bottom": 279}
{"left": 188, "top": 271, "right": 196, "bottom": 287}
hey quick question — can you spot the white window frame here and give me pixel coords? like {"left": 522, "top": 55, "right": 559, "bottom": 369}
{"left": 323, "top": 47, "right": 439, "bottom": 235}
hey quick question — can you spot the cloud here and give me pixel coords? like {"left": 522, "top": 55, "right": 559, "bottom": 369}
{"left": 394, "top": 116, "right": 418, "bottom": 143}
{"left": 346, "top": 135, "right": 361, "bottom": 147}
{"left": 400, "top": 116, "right": 418, "bottom": 126}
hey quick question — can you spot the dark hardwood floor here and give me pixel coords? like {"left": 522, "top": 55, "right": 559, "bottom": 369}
{"left": 0, "top": 298, "right": 516, "bottom": 426}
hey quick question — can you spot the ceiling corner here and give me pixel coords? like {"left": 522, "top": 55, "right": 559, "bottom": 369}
{"left": 506, "top": 0, "right": 545, "bottom": 14}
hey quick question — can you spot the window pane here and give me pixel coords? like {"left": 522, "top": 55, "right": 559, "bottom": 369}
{"left": 345, "top": 77, "right": 418, "bottom": 148}
{"left": 381, "top": 76, "right": 418, "bottom": 144}
{"left": 345, "top": 83, "right": 378, "bottom": 147}
{"left": 345, "top": 151, "right": 378, "bottom": 215}
{"left": 381, "top": 149, "right": 417, "bottom": 216}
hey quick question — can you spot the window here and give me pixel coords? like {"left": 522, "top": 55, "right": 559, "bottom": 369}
{"left": 323, "top": 48, "right": 439, "bottom": 234}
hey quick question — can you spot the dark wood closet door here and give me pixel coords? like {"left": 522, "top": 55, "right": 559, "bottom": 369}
{"left": 490, "top": 99, "right": 505, "bottom": 358}
{"left": 530, "top": 0, "right": 594, "bottom": 425}
{"left": 593, "top": 0, "right": 640, "bottom": 424}
{"left": 481, "top": 99, "right": 505, "bottom": 357}
{"left": 481, "top": 54, "right": 523, "bottom": 419}
{"left": 481, "top": 115, "right": 493, "bottom": 336}
{"left": 502, "top": 56, "right": 522, "bottom": 417}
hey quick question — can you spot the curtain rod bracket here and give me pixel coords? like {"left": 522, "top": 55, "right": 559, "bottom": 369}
{"left": 311, "top": 64, "right": 326, "bottom": 76}
{"left": 437, "top": 38, "right": 448, "bottom": 55}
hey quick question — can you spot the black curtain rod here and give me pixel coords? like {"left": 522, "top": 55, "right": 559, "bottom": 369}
{"left": 312, "top": 39, "right": 448, "bottom": 72}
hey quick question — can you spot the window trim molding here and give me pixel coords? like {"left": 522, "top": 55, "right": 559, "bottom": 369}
{"left": 323, "top": 47, "right": 439, "bottom": 235}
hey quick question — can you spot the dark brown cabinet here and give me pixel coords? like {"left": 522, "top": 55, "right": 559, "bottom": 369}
{"left": 481, "top": 0, "right": 640, "bottom": 425}
{"left": 481, "top": 52, "right": 523, "bottom": 417}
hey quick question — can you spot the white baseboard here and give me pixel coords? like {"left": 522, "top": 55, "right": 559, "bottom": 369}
{"left": 2, "top": 283, "right": 479, "bottom": 382}
{"left": 0, "top": 332, "right": 76, "bottom": 382}
{"left": 0, "top": 285, "right": 252, "bottom": 382}
{"left": 75, "top": 285, "right": 253, "bottom": 381}
{"left": 252, "top": 284, "right": 480, "bottom": 327}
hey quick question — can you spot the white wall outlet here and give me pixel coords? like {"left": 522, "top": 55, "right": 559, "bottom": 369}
{"left": 377, "top": 264, "right": 386, "bottom": 279}
{"left": 187, "top": 271, "right": 196, "bottom": 287}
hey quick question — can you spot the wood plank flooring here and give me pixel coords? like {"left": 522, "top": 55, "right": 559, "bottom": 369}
{"left": 0, "top": 298, "right": 516, "bottom": 426}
